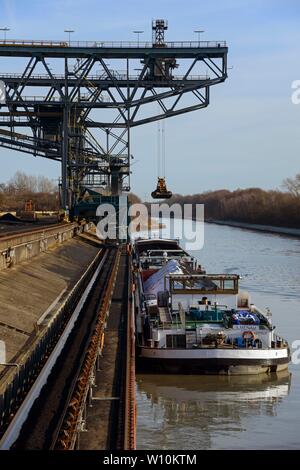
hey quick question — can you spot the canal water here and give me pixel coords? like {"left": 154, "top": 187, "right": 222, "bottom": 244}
{"left": 135, "top": 221, "right": 300, "bottom": 449}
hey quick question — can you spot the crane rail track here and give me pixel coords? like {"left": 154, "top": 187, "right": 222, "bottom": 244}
{"left": 0, "top": 243, "right": 135, "bottom": 449}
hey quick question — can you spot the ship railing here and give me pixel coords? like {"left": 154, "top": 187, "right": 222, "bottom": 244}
{"left": 157, "top": 320, "right": 222, "bottom": 330}
{"left": 184, "top": 335, "right": 271, "bottom": 350}
{"left": 185, "top": 332, "right": 285, "bottom": 350}
{"left": 156, "top": 321, "right": 283, "bottom": 350}
{"left": 159, "top": 321, "right": 184, "bottom": 330}
{"left": 272, "top": 334, "right": 288, "bottom": 349}
{"left": 140, "top": 254, "right": 189, "bottom": 261}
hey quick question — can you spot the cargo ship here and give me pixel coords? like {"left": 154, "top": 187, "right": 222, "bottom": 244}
{"left": 133, "top": 238, "right": 290, "bottom": 375}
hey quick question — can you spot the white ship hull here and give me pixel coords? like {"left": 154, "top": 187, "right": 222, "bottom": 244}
{"left": 137, "top": 346, "right": 290, "bottom": 375}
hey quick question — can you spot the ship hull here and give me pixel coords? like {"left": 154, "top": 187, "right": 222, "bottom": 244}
{"left": 136, "top": 347, "right": 290, "bottom": 375}
{"left": 133, "top": 237, "right": 290, "bottom": 376}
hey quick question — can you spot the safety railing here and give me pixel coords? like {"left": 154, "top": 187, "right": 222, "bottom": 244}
{"left": 0, "top": 39, "right": 227, "bottom": 49}
{"left": 0, "top": 40, "right": 68, "bottom": 47}
{"left": 0, "top": 72, "right": 209, "bottom": 81}
{"left": 7, "top": 95, "right": 61, "bottom": 102}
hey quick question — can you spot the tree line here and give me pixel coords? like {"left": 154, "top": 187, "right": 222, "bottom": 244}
{"left": 163, "top": 173, "right": 300, "bottom": 229}
{"left": 1, "top": 170, "right": 299, "bottom": 228}
{"left": 0, "top": 171, "right": 58, "bottom": 211}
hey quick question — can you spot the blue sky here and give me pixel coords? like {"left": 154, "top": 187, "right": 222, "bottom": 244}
{"left": 0, "top": 0, "right": 300, "bottom": 197}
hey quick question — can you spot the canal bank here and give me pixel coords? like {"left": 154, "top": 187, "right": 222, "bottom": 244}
{"left": 206, "top": 220, "right": 300, "bottom": 238}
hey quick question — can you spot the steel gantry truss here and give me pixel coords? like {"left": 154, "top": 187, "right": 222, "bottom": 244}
{"left": 0, "top": 20, "right": 228, "bottom": 214}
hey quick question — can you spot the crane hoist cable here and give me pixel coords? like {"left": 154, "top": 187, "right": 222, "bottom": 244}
{"left": 162, "top": 119, "right": 166, "bottom": 178}
{"left": 152, "top": 119, "right": 172, "bottom": 199}
{"left": 157, "top": 120, "right": 161, "bottom": 177}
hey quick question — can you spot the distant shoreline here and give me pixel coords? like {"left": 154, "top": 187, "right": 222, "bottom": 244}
{"left": 205, "top": 219, "right": 300, "bottom": 238}
{"left": 143, "top": 216, "right": 300, "bottom": 238}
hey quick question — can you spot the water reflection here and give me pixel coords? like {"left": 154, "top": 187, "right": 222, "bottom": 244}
{"left": 137, "top": 372, "right": 291, "bottom": 450}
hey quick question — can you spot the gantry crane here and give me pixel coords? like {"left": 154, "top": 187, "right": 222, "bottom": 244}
{"left": 0, "top": 19, "right": 228, "bottom": 221}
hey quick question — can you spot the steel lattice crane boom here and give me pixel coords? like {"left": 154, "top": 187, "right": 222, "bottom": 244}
{"left": 0, "top": 19, "right": 228, "bottom": 220}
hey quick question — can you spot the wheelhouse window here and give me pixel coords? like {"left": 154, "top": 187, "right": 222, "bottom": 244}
{"left": 166, "top": 334, "right": 186, "bottom": 348}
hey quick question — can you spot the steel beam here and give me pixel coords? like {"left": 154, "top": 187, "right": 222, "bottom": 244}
{"left": 0, "top": 29, "right": 228, "bottom": 210}
{"left": 0, "top": 42, "right": 227, "bottom": 59}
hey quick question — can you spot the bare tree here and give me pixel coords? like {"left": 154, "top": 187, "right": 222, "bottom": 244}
{"left": 36, "top": 175, "right": 56, "bottom": 193}
{"left": 8, "top": 171, "right": 37, "bottom": 193}
{"left": 282, "top": 173, "right": 300, "bottom": 197}
{"left": 6, "top": 172, "right": 56, "bottom": 194}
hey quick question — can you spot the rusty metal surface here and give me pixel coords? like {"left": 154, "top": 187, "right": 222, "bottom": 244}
{"left": 0, "top": 221, "right": 93, "bottom": 271}
{"left": 123, "top": 253, "right": 136, "bottom": 450}
{"left": 77, "top": 246, "right": 136, "bottom": 451}
{"left": 0, "top": 221, "right": 69, "bottom": 241}
{"left": 55, "top": 247, "right": 121, "bottom": 450}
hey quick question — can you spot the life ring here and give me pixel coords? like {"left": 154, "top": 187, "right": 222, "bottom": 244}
{"left": 242, "top": 330, "right": 256, "bottom": 341}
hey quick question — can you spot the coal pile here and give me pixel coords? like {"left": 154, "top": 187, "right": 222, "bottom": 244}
{"left": 0, "top": 213, "right": 22, "bottom": 223}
